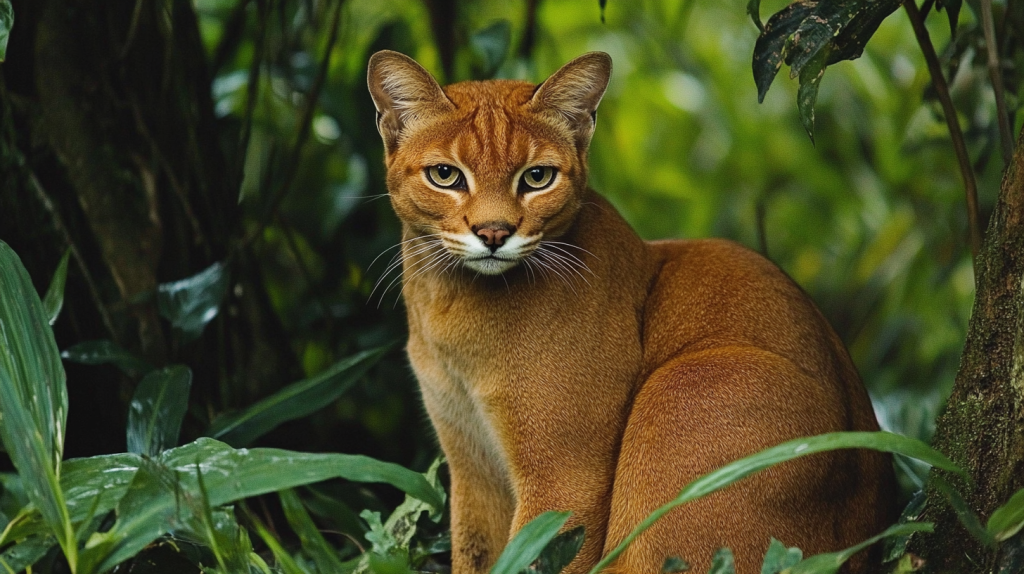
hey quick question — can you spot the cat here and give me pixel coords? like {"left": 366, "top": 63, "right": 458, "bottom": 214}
{"left": 366, "top": 49, "right": 896, "bottom": 574}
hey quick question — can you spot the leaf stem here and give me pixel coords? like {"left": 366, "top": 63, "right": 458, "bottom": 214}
{"left": 903, "top": 0, "right": 982, "bottom": 265}
{"left": 980, "top": 0, "right": 1014, "bottom": 167}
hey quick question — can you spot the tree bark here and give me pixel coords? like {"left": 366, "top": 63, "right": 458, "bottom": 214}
{"left": 912, "top": 124, "right": 1024, "bottom": 572}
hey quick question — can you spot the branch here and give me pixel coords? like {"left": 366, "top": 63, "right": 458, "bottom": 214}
{"left": 904, "top": 0, "right": 982, "bottom": 265}
{"left": 980, "top": 0, "right": 1014, "bottom": 167}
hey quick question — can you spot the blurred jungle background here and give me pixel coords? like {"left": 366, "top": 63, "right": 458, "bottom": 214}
{"left": 0, "top": 0, "right": 1018, "bottom": 571}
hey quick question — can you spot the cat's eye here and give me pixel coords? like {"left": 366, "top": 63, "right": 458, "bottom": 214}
{"left": 519, "top": 167, "right": 556, "bottom": 192}
{"left": 426, "top": 164, "right": 465, "bottom": 189}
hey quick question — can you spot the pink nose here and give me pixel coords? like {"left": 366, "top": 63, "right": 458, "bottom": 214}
{"left": 471, "top": 222, "right": 516, "bottom": 249}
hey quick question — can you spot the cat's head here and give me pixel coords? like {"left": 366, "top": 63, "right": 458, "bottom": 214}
{"left": 367, "top": 50, "right": 611, "bottom": 275}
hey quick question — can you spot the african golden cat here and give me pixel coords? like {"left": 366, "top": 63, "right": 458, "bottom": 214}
{"left": 366, "top": 50, "right": 896, "bottom": 574}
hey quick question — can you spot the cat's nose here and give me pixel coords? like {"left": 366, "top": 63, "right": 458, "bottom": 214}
{"left": 472, "top": 222, "right": 516, "bottom": 251}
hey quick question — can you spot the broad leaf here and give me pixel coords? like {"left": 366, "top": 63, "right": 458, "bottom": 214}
{"left": 661, "top": 556, "right": 690, "bottom": 573}
{"left": 0, "top": 0, "right": 11, "bottom": 62}
{"left": 752, "top": 0, "right": 902, "bottom": 139}
{"left": 788, "top": 522, "right": 933, "bottom": 574}
{"left": 760, "top": 538, "right": 801, "bottom": 574}
{"left": 591, "top": 431, "right": 964, "bottom": 574}
{"left": 78, "top": 438, "right": 442, "bottom": 572}
{"left": 42, "top": 250, "right": 70, "bottom": 326}
{"left": 208, "top": 347, "right": 386, "bottom": 447}
{"left": 127, "top": 365, "right": 192, "bottom": 456}
{"left": 747, "top": 0, "right": 765, "bottom": 32}
{"left": 0, "top": 241, "right": 74, "bottom": 562}
{"left": 490, "top": 511, "right": 571, "bottom": 574}
{"left": 61, "top": 340, "right": 154, "bottom": 376}
{"left": 988, "top": 487, "right": 1024, "bottom": 542}
{"left": 157, "top": 261, "right": 230, "bottom": 343}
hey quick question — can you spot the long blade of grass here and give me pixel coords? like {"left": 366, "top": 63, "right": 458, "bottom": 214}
{"left": 489, "top": 511, "right": 571, "bottom": 574}
{"left": 280, "top": 489, "right": 346, "bottom": 573}
{"left": 590, "top": 431, "right": 963, "bottom": 574}
{"left": 788, "top": 522, "right": 933, "bottom": 574}
{"left": 127, "top": 365, "right": 192, "bottom": 456}
{"left": 208, "top": 347, "right": 387, "bottom": 447}
{"left": 0, "top": 241, "right": 74, "bottom": 567}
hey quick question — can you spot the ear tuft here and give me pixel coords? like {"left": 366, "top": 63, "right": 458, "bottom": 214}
{"left": 530, "top": 52, "right": 612, "bottom": 144}
{"left": 367, "top": 50, "right": 453, "bottom": 155}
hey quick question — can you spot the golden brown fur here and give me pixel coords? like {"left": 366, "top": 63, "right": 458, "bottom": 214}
{"left": 367, "top": 50, "right": 896, "bottom": 574}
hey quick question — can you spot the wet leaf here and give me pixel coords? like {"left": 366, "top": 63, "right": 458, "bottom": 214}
{"left": 883, "top": 489, "right": 927, "bottom": 563}
{"left": 61, "top": 340, "right": 154, "bottom": 376}
{"left": 797, "top": 43, "right": 830, "bottom": 143}
{"left": 490, "top": 511, "right": 571, "bottom": 574}
{"left": 0, "top": 534, "right": 55, "bottom": 572}
{"left": 42, "top": 250, "right": 70, "bottom": 326}
{"left": 787, "top": 523, "right": 932, "bottom": 574}
{"left": 522, "top": 525, "right": 585, "bottom": 574}
{"left": 208, "top": 347, "right": 387, "bottom": 447}
{"left": 127, "top": 365, "right": 192, "bottom": 456}
{"left": 157, "top": 261, "right": 230, "bottom": 343}
{"left": 0, "top": 241, "right": 73, "bottom": 560}
{"left": 708, "top": 548, "right": 735, "bottom": 574}
{"left": 760, "top": 538, "right": 801, "bottom": 574}
{"left": 988, "top": 487, "right": 1024, "bottom": 542}
{"left": 0, "top": 0, "right": 11, "bottom": 62}
{"left": 753, "top": 1, "right": 816, "bottom": 102}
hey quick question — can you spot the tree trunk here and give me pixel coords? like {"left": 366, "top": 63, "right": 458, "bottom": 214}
{"left": 0, "top": 0, "right": 299, "bottom": 458}
{"left": 912, "top": 126, "right": 1024, "bottom": 572}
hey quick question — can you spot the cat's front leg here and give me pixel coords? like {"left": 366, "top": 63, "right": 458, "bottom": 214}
{"left": 431, "top": 417, "right": 516, "bottom": 574}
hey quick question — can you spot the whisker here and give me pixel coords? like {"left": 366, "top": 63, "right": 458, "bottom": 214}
{"left": 536, "top": 248, "right": 590, "bottom": 288}
{"left": 368, "top": 233, "right": 443, "bottom": 270}
{"left": 541, "top": 240, "right": 599, "bottom": 261}
{"left": 375, "top": 243, "right": 443, "bottom": 307}
{"left": 540, "top": 243, "right": 594, "bottom": 276}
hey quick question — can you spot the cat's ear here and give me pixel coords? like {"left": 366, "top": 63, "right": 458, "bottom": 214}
{"left": 530, "top": 52, "right": 612, "bottom": 145}
{"left": 367, "top": 50, "right": 454, "bottom": 155}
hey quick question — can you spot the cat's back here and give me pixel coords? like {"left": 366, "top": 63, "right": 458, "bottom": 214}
{"left": 641, "top": 238, "right": 872, "bottom": 426}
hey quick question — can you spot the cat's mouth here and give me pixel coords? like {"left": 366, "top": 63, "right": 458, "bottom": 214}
{"left": 463, "top": 254, "right": 520, "bottom": 275}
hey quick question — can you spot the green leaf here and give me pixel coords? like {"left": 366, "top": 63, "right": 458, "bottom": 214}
{"left": 0, "top": 241, "right": 74, "bottom": 564}
{"left": 250, "top": 512, "right": 311, "bottom": 574}
{"left": 470, "top": 20, "right": 512, "bottom": 79}
{"left": 590, "top": 431, "right": 964, "bottom": 574}
{"left": 987, "top": 487, "right": 1024, "bottom": 542}
{"left": 797, "top": 43, "right": 830, "bottom": 143}
{"left": 521, "top": 525, "right": 585, "bottom": 574}
{"left": 931, "top": 474, "right": 994, "bottom": 546}
{"left": 42, "top": 250, "right": 70, "bottom": 326}
{"left": 709, "top": 548, "right": 735, "bottom": 574}
{"left": 490, "top": 511, "right": 571, "bottom": 574}
{"left": 208, "top": 347, "right": 386, "bottom": 447}
{"left": 157, "top": 261, "right": 230, "bottom": 343}
{"left": 280, "top": 489, "right": 345, "bottom": 574}
{"left": 127, "top": 365, "right": 192, "bottom": 456}
{"left": 787, "top": 522, "right": 933, "bottom": 574}
{"left": 883, "top": 489, "right": 926, "bottom": 563}
{"left": 761, "top": 538, "right": 801, "bottom": 574}
{"left": 752, "top": 1, "right": 816, "bottom": 102}
{"left": 0, "top": 0, "right": 11, "bottom": 62}
{"left": 61, "top": 340, "right": 154, "bottom": 376}
{"left": 662, "top": 556, "right": 690, "bottom": 573}
{"left": 78, "top": 438, "right": 442, "bottom": 572}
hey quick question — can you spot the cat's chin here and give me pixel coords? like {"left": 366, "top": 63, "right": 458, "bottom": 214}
{"left": 463, "top": 256, "right": 519, "bottom": 275}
